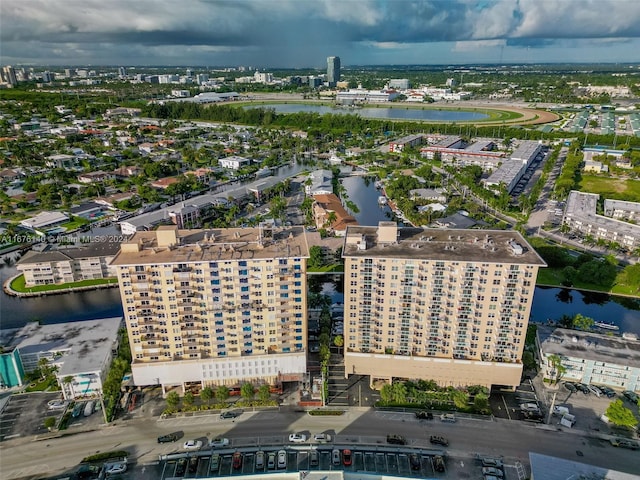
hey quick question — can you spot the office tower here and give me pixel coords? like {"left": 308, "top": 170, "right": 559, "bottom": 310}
{"left": 42, "top": 71, "right": 53, "bottom": 83}
{"left": 342, "top": 222, "right": 545, "bottom": 389}
{"left": 1, "top": 66, "right": 18, "bottom": 86}
{"left": 118, "top": 66, "right": 127, "bottom": 78}
{"left": 111, "top": 225, "right": 310, "bottom": 393}
{"left": 327, "top": 56, "right": 340, "bottom": 87}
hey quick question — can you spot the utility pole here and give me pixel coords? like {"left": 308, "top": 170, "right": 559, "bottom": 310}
{"left": 547, "top": 391, "right": 557, "bottom": 425}
{"left": 359, "top": 384, "right": 362, "bottom": 407}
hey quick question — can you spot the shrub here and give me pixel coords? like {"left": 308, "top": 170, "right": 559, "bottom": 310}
{"left": 308, "top": 409, "right": 344, "bottom": 416}
{"left": 82, "top": 450, "right": 129, "bottom": 463}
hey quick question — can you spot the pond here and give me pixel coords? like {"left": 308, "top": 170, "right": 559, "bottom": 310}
{"left": 245, "top": 103, "right": 490, "bottom": 122}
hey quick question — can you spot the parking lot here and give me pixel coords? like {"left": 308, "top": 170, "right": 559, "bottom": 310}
{"left": 0, "top": 392, "right": 65, "bottom": 441}
{"left": 160, "top": 446, "right": 451, "bottom": 479}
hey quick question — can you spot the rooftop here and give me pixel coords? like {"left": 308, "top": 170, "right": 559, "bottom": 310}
{"left": 6, "top": 317, "right": 122, "bottom": 376}
{"left": 111, "top": 225, "right": 310, "bottom": 265}
{"left": 529, "top": 452, "right": 638, "bottom": 480}
{"left": 17, "top": 240, "right": 122, "bottom": 265}
{"left": 537, "top": 326, "right": 640, "bottom": 368}
{"left": 342, "top": 223, "right": 546, "bottom": 265}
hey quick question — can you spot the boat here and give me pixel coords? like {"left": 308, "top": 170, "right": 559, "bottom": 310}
{"left": 378, "top": 196, "right": 388, "bottom": 205}
{"left": 374, "top": 181, "right": 383, "bottom": 189}
{"left": 594, "top": 321, "right": 619, "bottom": 331}
{"left": 328, "top": 154, "right": 343, "bottom": 165}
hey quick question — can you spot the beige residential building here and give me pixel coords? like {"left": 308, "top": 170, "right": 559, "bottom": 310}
{"left": 342, "top": 222, "right": 545, "bottom": 389}
{"left": 111, "top": 225, "right": 310, "bottom": 393}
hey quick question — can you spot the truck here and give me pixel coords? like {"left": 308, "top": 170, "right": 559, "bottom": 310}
{"left": 559, "top": 413, "right": 576, "bottom": 428}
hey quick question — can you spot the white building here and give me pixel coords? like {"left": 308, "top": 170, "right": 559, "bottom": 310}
{"left": 9, "top": 317, "right": 122, "bottom": 400}
{"left": 219, "top": 155, "right": 252, "bottom": 170}
{"left": 20, "top": 211, "right": 69, "bottom": 231}
{"left": 305, "top": 169, "right": 333, "bottom": 196}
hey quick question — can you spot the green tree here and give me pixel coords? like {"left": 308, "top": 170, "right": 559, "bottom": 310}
{"left": 451, "top": 390, "right": 469, "bottom": 409}
{"left": 257, "top": 384, "right": 271, "bottom": 403}
{"left": 183, "top": 391, "right": 194, "bottom": 408}
{"left": 548, "top": 354, "right": 567, "bottom": 384}
{"left": 380, "top": 383, "right": 393, "bottom": 404}
{"left": 216, "top": 385, "right": 230, "bottom": 403}
{"left": 333, "top": 335, "right": 344, "bottom": 353}
{"left": 308, "top": 246, "right": 325, "bottom": 269}
{"left": 166, "top": 391, "right": 180, "bottom": 410}
{"left": 522, "top": 350, "right": 536, "bottom": 370}
{"left": 44, "top": 416, "right": 57, "bottom": 431}
{"left": 473, "top": 393, "right": 489, "bottom": 413}
{"left": 200, "top": 387, "right": 213, "bottom": 405}
{"left": 391, "top": 382, "right": 407, "bottom": 404}
{"left": 572, "top": 314, "right": 595, "bottom": 331}
{"left": 605, "top": 399, "right": 639, "bottom": 428}
{"left": 240, "top": 382, "right": 255, "bottom": 400}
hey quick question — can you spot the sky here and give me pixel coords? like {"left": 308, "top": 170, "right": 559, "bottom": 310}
{"left": 1, "top": 0, "right": 640, "bottom": 68}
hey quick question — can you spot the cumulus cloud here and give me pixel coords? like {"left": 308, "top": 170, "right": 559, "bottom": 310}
{"left": 1, "top": 0, "right": 639, "bottom": 65}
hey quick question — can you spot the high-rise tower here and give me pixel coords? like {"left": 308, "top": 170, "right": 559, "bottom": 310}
{"left": 327, "top": 56, "right": 341, "bottom": 87}
{"left": 341, "top": 222, "right": 546, "bottom": 389}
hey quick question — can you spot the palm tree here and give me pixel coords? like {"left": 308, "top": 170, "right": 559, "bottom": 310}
{"left": 548, "top": 354, "right": 567, "bottom": 384}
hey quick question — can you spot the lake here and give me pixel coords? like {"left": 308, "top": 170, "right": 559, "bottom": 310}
{"left": 245, "top": 103, "right": 489, "bottom": 122}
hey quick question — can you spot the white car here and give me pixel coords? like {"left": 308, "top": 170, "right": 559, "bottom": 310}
{"left": 183, "top": 439, "right": 203, "bottom": 450}
{"left": 105, "top": 462, "right": 127, "bottom": 475}
{"left": 313, "top": 433, "right": 332, "bottom": 443}
{"left": 288, "top": 433, "right": 307, "bottom": 443}
{"left": 47, "top": 400, "right": 69, "bottom": 411}
{"left": 209, "top": 437, "right": 230, "bottom": 448}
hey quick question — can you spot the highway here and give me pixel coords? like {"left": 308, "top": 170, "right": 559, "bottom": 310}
{"left": 1, "top": 408, "right": 639, "bottom": 479}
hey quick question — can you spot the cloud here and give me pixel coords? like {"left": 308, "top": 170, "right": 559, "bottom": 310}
{"left": 1, "top": 0, "right": 639, "bottom": 65}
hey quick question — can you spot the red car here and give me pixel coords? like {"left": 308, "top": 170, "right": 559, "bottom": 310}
{"left": 232, "top": 451, "right": 243, "bottom": 469}
{"left": 342, "top": 449, "right": 352, "bottom": 466}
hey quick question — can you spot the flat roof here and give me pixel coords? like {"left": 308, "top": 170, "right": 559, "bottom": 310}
{"left": 537, "top": 326, "right": 640, "bottom": 368}
{"left": 11, "top": 317, "right": 122, "bottom": 376}
{"left": 342, "top": 225, "right": 546, "bottom": 266}
{"left": 529, "top": 452, "right": 638, "bottom": 480}
{"left": 17, "top": 240, "right": 122, "bottom": 265}
{"left": 111, "top": 226, "right": 310, "bottom": 266}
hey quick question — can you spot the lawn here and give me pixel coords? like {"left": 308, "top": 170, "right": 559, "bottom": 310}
{"left": 579, "top": 175, "right": 640, "bottom": 202}
{"left": 10, "top": 275, "right": 119, "bottom": 293}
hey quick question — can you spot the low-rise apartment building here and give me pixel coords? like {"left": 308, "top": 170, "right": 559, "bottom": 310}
{"left": 537, "top": 326, "right": 640, "bottom": 393}
{"left": 341, "top": 222, "right": 546, "bottom": 389}
{"left": 16, "top": 241, "right": 121, "bottom": 286}
{"left": 111, "top": 225, "right": 310, "bottom": 393}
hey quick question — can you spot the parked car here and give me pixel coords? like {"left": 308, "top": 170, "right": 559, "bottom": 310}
{"left": 255, "top": 451, "right": 265, "bottom": 469}
{"left": 183, "top": 440, "right": 202, "bottom": 451}
{"left": 588, "top": 385, "right": 602, "bottom": 397}
{"left": 232, "top": 451, "right": 242, "bottom": 469}
{"left": 599, "top": 386, "right": 616, "bottom": 398}
{"left": 267, "top": 452, "right": 276, "bottom": 470}
{"left": 576, "top": 384, "right": 590, "bottom": 394}
{"left": 387, "top": 434, "right": 407, "bottom": 445}
{"left": 47, "top": 399, "right": 69, "bottom": 411}
{"left": 277, "top": 449, "right": 287, "bottom": 469}
{"left": 342, "top": 449, "right": 352, "bottom": 466}
{"left": 105, "top": 462, "right": 127, "bottom": 476}
{"left": 481, "top": 457, "right": 504, "bottom": 468}
{"left": 433, "top": 455, "right": 445, "bottom": 472}
{"left": 157, "top": 433, "right": 179, "bottom": 443}
{"left": 210, "top": 454, "right": 220, "bottom": 472}
{"left": 430, "top": 435, "right": 449, "bottom": 446}
{"left": 188, "top": 456, "right": 198, "bottom": 473}
{"left": 563, "top": 382, "right": 577, "bottom": 393}
{"left": 409, "top": 453, "right": 421, "bottom": 471}
{"left": 220, "top": 410, "right": 240, "bottom": 419}
{"left": 289, "top": 433, "right": 307, "bottom": 443}
{"left": 332, "top": 448, "right": 341, "bottom": 465}
{"left": 209, "top": 437, "right": 230, "bottom": 448}
{"left": 482, "top": 466, "right": 504, "bottom": 477}
{"left": 623, "top": 390, "right": 639, "bottom": 403}
{"left": 313, "top": 433, "right": 332, "bottom": 443}
{"left": 519, "top": 402, "right": 540, "bottom": 412}
{"left": 440, "top": 413, "right": 456, "bottom": 423}
{"left": 175, "top": 458, "right": 187, "bottom": 476}
{"left": 309, "top": 450, "right": 319, "bottom": 466}
{"left": 415, "top": 411, "right": 434, "bottom": 420}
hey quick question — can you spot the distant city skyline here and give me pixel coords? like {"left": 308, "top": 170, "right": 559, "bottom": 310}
{"left": 1, "top": 0, "right": 640, "bottom": 67}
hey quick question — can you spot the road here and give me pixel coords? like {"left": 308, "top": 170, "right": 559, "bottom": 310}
{"left": 2, "top": 409, "right": 638, "bottom": 479}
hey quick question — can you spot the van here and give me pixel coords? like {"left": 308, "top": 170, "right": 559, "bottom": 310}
{"left": 84, "top": 401, "right": 95, "bottom": 417}
{"left": 560, "top": 413, "right": 576, "bottom": 428}
{"left": 553, "top": 406, "right": 570, "bottom": 416}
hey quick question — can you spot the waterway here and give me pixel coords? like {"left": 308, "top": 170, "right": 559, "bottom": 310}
{"left": 2, "top": 175, "right": 640, "bottom": 336}
{"left": 245, "top": 103, "right": 489, "bottom": 122}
